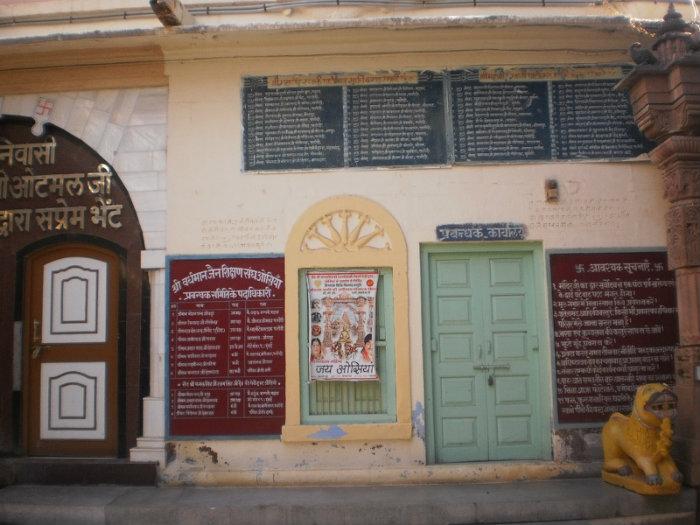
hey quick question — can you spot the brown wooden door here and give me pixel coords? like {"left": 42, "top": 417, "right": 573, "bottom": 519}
{"left": 24, "top": 243, "right": 119, "bottom": 456}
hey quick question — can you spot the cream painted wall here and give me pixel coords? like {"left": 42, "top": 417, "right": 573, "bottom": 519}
{"left": 0, "top": 0, "right": 680, "bottom": 486}
{"left": 160, "top": 42, "right": 668, "bottom": 482}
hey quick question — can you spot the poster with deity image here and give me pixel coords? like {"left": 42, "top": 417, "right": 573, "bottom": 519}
{"left": 307, "top": 271, "right": 379, "bottom": 381}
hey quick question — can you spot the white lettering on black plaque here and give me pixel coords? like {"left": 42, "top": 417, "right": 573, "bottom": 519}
{"left": 550, "top": 252, "right": 677, "bottom": 425}
{"left": 346, "top": 75, "right": 446, "bottom": 166}
{"left": 243, "top": 78, "right": 343, "bottom": 170}
{"left": 551, "top": 80, "right": 653, "bottom": 160}
{"left": 451, "top": 70, "right": 550, "bottom": 162}
{"left": 242, "top": 68, "right": 654, "bottom": 171}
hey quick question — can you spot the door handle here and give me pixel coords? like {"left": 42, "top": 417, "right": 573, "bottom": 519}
{"left": 491, "top": 364, "right": 510, "bottom": 370}
{"left": 31, "top": 344, "right": 49, "bottom": 360}
{"left": 32, "top": 319, "right": 42, "bottom": 343}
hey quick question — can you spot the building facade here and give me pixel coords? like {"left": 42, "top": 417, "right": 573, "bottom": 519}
{"left": 0, "top": 0, "right": 695, "bottom": 487}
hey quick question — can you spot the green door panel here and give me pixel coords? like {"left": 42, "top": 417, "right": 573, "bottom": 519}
{"left": 427, "top": 250, "right": 543, "bottom": 463}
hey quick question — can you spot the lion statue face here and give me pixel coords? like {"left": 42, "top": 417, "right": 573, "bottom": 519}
{"left": 634, "top": 383, "right": 677, "bottom": 427}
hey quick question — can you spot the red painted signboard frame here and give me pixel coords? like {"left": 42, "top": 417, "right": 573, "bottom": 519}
{"left": 550, "top": 251, "right": 677, "bottom": 425}
{"left": 167, "top": 256, "right": 285, "bottom": 436}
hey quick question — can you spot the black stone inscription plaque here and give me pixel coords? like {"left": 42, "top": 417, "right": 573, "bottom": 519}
{"left": 452, "top": 80, "right": 550, "bottom": 162}
{"left": 243, "top": 81, "right": 343, "bottom": 170}
{"left": 551, "top": 80, "right": 653, "bottom": 160}
{"left": 346, "top": 81, "right": 446, "bottom": 167}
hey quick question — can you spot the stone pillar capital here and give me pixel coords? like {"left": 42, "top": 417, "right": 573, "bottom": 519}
{"left": 648, "top": 136, "right": 700, "bottom": 202}
{"left": 650, "top": 135, "right": 700, "bottom": 166}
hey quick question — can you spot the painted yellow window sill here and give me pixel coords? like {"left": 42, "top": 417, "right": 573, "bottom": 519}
{"left": 281, "top": 423, "right": 412, "bottom": 442}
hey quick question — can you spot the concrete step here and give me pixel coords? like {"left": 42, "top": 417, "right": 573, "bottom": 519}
{"left": 514, "top": 516, "right": 695, "bottom": 525}
{"left": 0, "top": 458, "right": 158, "bottom": 487}
{"left": 0, "top": 477, "right": 695, "bottom": 525}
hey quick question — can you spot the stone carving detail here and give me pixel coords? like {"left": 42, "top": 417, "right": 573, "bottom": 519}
{"left": 674, "top": 345, "right": 700, "bottom": 384}
{"left": 666, "top": 202, "right": 700, "bottom": 269}
{"left": 644, "top": 108, "right": 675, "bottom": 139}
{"left": 663, "top": 165, "right": 700, "bottom": 202}
{"left": 674, "top": 269, "right": 700, "bottom": 345}
{"left": 301, "top": 210, "right": 391, "bottom": 252}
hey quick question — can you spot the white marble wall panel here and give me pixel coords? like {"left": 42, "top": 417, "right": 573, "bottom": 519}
{"left": 1, "top": 87, "right": 167, "bottom": 250}
{"left": 94, "top": 90, "right": 120, "bottom": 113}
{"left": 65, "top": 96, "right": 94, "bottom": 137}
{"left": 130, "top": 91, "right": 168, "bottom": 126}
{"left": 1, "top": 95, "right": 37, "bottom": 117}
{"left": 98, "top": 123, "right": 125, "bottom": 163}
{"left": 111, "top": 91, "right": 140, "bottom": 127}
{"left": 81, "top": 109, "right": 111, "bottom": 150}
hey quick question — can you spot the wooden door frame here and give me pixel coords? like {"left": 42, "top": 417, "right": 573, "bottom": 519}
{"left": 420, "top": 242, "right": 553, "bottom": 464}
{"left": 0, "top": 116, "right": 148, "bottom": 456}
{"left": 18, "top": 237, "right": 128, "bottom": 457}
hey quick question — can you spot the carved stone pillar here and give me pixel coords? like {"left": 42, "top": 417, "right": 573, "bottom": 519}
{"left": 617, "top": 5, "right": 700, "bottom": 486}
{"left": 130, "top": 253, "right": 167, "bottom": 466}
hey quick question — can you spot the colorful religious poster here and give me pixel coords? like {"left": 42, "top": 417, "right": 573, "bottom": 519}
{"left": 307, "top": 271, "right": 379, "bottom": 381}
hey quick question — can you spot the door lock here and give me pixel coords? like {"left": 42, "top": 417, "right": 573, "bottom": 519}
{"left": 31, "top": 344, "right": 48, "bottom": 360}
{"left": 32, "top": 319, "right": 41, "bottom": 343}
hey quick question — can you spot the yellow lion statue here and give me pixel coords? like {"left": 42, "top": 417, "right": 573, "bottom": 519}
{"left": 602, "top": 383, "right": 682, "bottom": 495}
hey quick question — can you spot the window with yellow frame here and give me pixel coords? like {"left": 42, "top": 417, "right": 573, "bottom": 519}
{"left": 281, "top": 196, "right": 412, "bottom": 442}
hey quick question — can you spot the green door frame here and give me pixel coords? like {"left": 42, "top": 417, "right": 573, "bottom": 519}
{"left": 420, "top": 242, "right": 553, "bottom": 464}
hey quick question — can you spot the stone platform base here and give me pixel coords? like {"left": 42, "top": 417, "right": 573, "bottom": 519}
{"left": 602, "top": 470, "right": 682, "bottom": 495}
{"left": 0, "top": 477, "right": 695, "bottom": 525}
{"left": 0, "top": 458, "right": 158, "bottom": 487}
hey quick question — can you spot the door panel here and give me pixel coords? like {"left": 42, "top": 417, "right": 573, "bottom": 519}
{"left": 25, "top": 244, "right": 119, "bottom": 457}
{"left": 428, "top": 251, "right": 542, "bottom": 463}
{"left": 42, "top": 257, "right": 108, "bottom": 343}
{"left": 40, "top": 362, "right": 106, "bottom": 440}
{"left": 431, "top": 256, "right": 488, "bottom": 462}
{"left": 484, "top": 254, "right": 539, "bottom": 460}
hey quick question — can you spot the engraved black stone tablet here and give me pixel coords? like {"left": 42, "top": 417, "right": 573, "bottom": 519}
{"left": 243, "top": 78, "right": 343, "bottom": 171}
{"left": 551, "top": 79, "right": 654, "bottom": 160}
{"left": 452, "top": 77, "right": 550, "bottom": 162}
{"left": 346, "top": 78, "right": 446, "bottom": 167}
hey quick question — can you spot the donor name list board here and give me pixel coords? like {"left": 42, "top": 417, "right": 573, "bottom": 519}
{"left": 550, "top": 251, "right": 677, "bottom": 425}
{"left": 243, "top": 67, "right": 652, "bottom": 171}
{"left": 168, "top": 257, "right": 285, "bottom": 436}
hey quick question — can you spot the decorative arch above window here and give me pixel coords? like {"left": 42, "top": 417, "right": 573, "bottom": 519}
{"left": 282, "top": 195, "right": 411, "bottom": 442}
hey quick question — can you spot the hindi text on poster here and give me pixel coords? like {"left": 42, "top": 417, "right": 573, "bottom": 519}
{"left": 307, "top": 271, "right": 379, "bottom": 381}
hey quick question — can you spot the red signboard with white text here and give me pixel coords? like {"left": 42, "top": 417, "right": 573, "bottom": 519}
{"left": 550, "top": 251, "right": 677, "bottom": 425}
{"left": 167, "top": 256, "right": 285, "bottom": 436}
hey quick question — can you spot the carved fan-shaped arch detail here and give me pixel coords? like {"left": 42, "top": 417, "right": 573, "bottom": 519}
{"left": 301, "top": 209, "right": 391, "bottom": 252}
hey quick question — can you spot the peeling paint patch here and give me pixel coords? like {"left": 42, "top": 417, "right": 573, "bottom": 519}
{"left": 412, "top": 402, "right": 425, "bottom": 440}
{"left": 165, "top": 442, "right": 176, "bottom": 465}
{"left": 198, "top": 445, "right": 219, "bottom": 464}
{"left": 254, "top": 457, "right": 265, "bottom": 483}
{"left": 307, "top": 424, "right": 347, "bottom": 439}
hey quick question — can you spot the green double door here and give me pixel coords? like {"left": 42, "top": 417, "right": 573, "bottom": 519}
{"left": 425, "top": 250, "right": 544, "bottom": 463}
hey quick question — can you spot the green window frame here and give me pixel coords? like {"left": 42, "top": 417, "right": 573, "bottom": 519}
{"left": 299, "top": 268, "right": 396, "bottom": 424}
